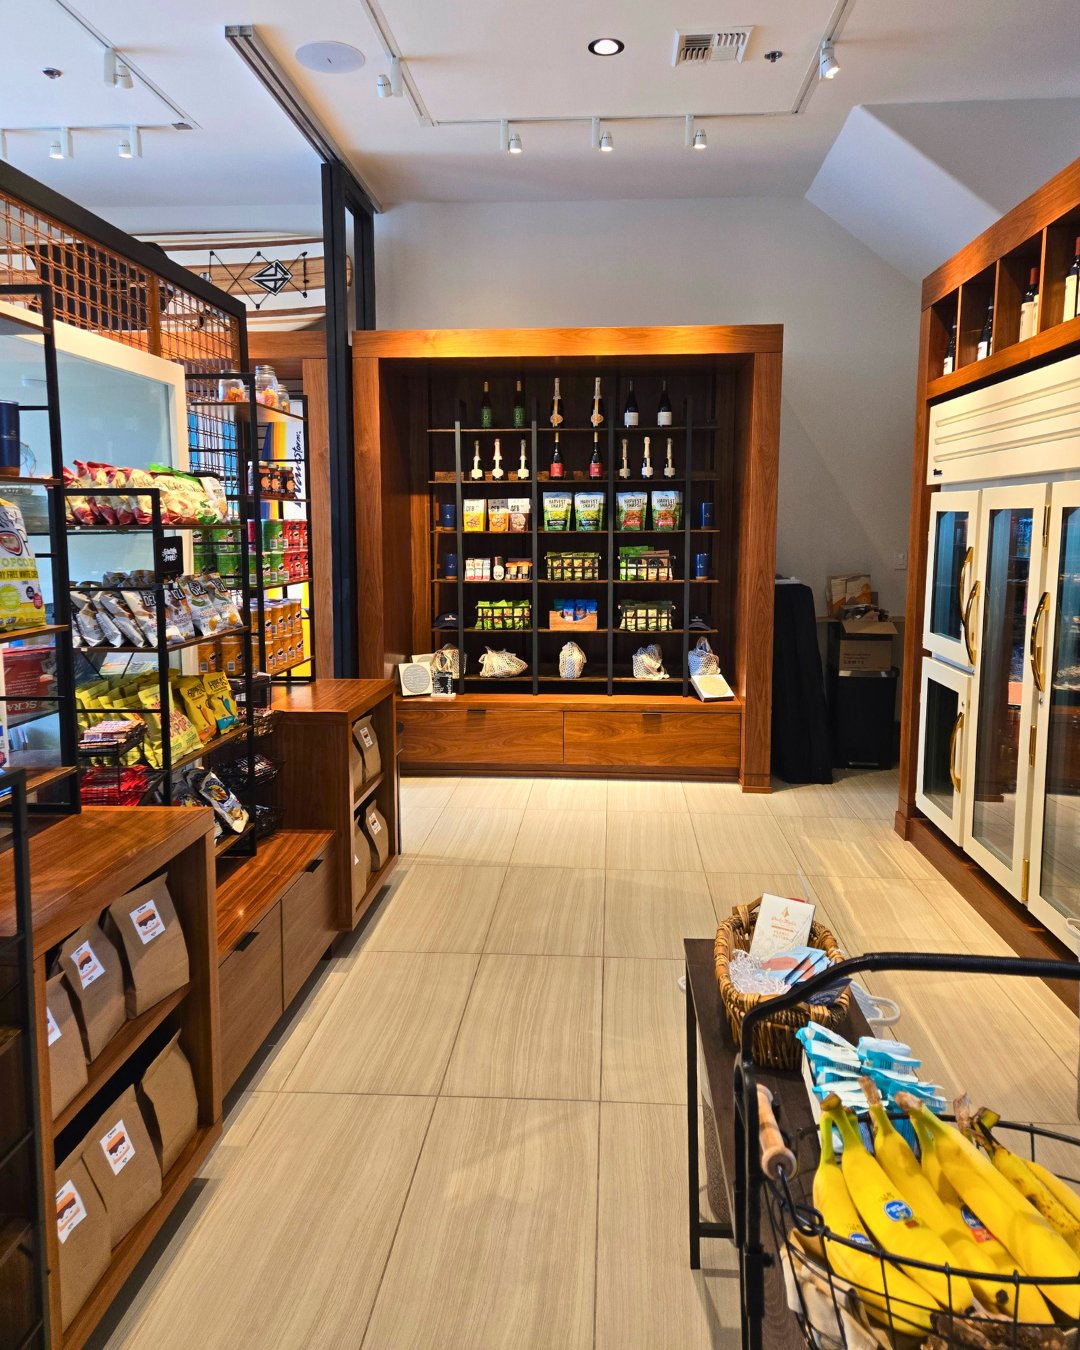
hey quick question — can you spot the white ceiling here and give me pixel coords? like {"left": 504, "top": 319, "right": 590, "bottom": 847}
{"left": 4, "top": 0, "right": 1080, "bottom": 214}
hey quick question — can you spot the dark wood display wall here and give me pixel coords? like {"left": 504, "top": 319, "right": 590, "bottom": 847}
{"left": 353, "top": 326, "right": 782, "bottom": 789}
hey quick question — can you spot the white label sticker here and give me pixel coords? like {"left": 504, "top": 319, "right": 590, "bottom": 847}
{"left": 368, "top": 814, "right": 381, "bottom": 835}
{"left": 99, "top": 1120, "right": 135, "bottom": 1175}
{"left": 359, "top": 727, "right": 374, "bottom": 748}
{"left": 46, "top": 1006, "right": 61, "bottom": 1046}
{"left": 129, "top": 899, "right": 166, "bottom": 944}
{"left": 71, "top": 940, "right": 105, "bottom": 989}
{"left": 56, "top": 1180, "right": 87, "bottom": 1244}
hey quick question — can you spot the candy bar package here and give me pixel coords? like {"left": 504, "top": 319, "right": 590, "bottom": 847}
{"left": 56, "top": 922, "right": 126, "bottom": 1060}
{"left": 54, "top": 1152, "right": 109, "bottom": 1329}
{"left": 80, "top": 1085, "right": 162, "bottom": 1247}
{"left": 104, "top": 875, "right": 190, "bottom": 1016}
{"left": 138, "top": 1033, "right": 198, "bottom": 1174}
{"left": 46, "top": 974, "right": 88, "bottom": 1117}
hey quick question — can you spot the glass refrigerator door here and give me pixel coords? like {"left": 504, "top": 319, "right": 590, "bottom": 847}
{"left": 916, "top": 657, "right": 970, "bottom": 844}
{"left": 923, "top": 490, "right": 980, "bottom": 668}
{"left": 1029, "top": 483, "right": 1080, "bottom": 946}
{"left": 964, "top": 484, "right": 1049, "bottom": 899}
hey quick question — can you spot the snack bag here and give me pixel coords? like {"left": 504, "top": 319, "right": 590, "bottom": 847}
{"left": 507, "top": 498, "right": 530, "bottom": 532}
{"left": 573, "top": 492, "right": 604, "bottom": 532}
{"left": 121, "top": 589, "right": 162, "bottom": 645}
{"left": 488, "top": 499, "right": 509, "bottom": 532}
{"left": 94, "top": 593, "right": 145, "bottom": 647}
{"left": 462, "top": 498, "right": 485, "bottom": 532}
{"left": 189, "top": 767, "right": 248, "bottom": 833}
{"left": 164, "top": 581, "right": 195, "bottom": 640}
{"left": 202, "top": 571, "right": 242, "bottom": 628}
{"left": 181, "top": 577, "right": 220, "bottom": 637}
{"left": 650, "top": 489, "right": 683, "bottom": 531}
{"left": 542, "top": 491, "right": 572, "bottom": 531}
{"left": 616, "top": 492, "right": 647, "bottom": 530}
{"left": 176, "top": 676, "right": 215, "bottom": 743}
{"left": 63, "top": 465, "right": 96, "bottom": 527}
{"left": 202, "top": 671, "right": 238, "bottom": 733}
{"left": 0, "top": 498, "right": 47, "bottom": 631}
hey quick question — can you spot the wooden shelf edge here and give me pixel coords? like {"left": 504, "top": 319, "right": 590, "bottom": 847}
{"left": 61, "top": 1122, "right": 222, "bottom": 1350}
{"left": 53, "top": 985, "right": 191, "bottom": 1135}
{"left": 0, "top": 623, "right": 67, "bottom": 644}
{"left": 352, "top": 771, "right": 386, "bottom": 808}
{"left": 926, "top": 313, "right": 1080, "bottom": 400}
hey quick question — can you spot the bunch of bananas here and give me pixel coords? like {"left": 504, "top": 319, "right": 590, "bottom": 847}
{"left": 801, "top": 1084, "right": 1080, "bottom": 1344}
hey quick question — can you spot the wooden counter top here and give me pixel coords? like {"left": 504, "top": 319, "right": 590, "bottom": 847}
{"left": 272, "top": 678, "right": 395, "bottom": 721}
{"left": 216, "top": 827, "right": 335, "bottom": 955}
{"left": 0, "top": 806, "right": 215, "bottom": 952}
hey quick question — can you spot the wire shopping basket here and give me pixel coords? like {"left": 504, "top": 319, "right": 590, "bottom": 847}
{"left": 734, "top": 951, "right": 1080, "bottom": 1350}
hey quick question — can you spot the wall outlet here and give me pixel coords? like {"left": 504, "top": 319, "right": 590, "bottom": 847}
{"left": 893, "top": 550, "right": 908, "bottom": 570}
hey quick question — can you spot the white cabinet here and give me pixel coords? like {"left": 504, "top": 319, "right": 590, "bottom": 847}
{"left": 916, "top": 658, "right": 971, "bottom": 844}
{"left": 927, "top": 351, "right": 1080, "bottom": 485}
{"left": 923, "top": 491, "right": 980, "bottom": 669}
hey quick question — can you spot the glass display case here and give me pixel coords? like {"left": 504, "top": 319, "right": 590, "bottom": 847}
{"left": 923, "top": 490, "right": 980, "bottom": 668}
{"left": 916, "top": 656, "right": 969, "bottom": 843}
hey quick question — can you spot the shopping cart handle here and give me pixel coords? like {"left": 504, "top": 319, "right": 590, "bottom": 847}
{"left": 756, "top": 1085, "right": 796, "bottom": 1182}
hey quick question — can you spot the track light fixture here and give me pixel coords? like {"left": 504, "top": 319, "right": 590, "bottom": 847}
{"left": 693, "top": 128, "right": 707, "bottom": 150}
{"left": 104, "top": 49, "right": 134, "bottom": 89}
{"left": 49, "top": 128, "right": 72, "bottom": 160}
{"left": 389, "top": 55, "right": 402, "bottom": 96}
{"left": 376, "top": 73, "right": 392, "bottom": 97}
{"left": 599, "top": 129, "right": 613, "bottom": 153}
{"left": 508, "top": 131, "right": 522, "bottom": 154}
{"left": 684, "top": 114, "right": 707, "bottom": 150}
{"left": 118, "top": 126, "right": 142, "bottom": 159}
{"left": 819, "top": 39, "right": 839, "bottom": 80}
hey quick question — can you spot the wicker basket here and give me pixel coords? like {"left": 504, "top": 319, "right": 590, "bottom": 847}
{"left": 714, "top": 897, "right": 852, "bottom": 1070}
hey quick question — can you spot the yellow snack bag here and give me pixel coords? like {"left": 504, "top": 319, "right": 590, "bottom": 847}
{"left": 176, "top": 676, "right": 215, "bottom": 744}
{"left": 202, "top": 672, "right": 238, "bottom": 734}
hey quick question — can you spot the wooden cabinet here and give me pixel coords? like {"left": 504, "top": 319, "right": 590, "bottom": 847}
{"left": 281, "top": 847, "right": 336, "bottom": 1007}
{"left": 564, "top": 709, "right": 740, "bottom": 770}
{"left": 398, "top": 706, "right": 564, "bottom": 767}
{"left": 218, "top": 905, "right": 282, "bottom": 1094}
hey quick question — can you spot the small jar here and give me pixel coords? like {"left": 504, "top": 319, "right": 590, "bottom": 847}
{"left": 219, "top": 378, "right": 246, "bottom": 404}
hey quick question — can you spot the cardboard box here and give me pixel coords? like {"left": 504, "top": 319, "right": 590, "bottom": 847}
{"left": 836, "top": 617, "right": 897, "bottom": 673}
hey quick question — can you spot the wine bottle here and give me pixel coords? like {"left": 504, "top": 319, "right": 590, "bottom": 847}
{"left": 550, "top": 377, "right": 564, "bottom": 428}
{"left": 641, "top": 436, "right": 653, "bottom": 479}
{"left": 512, "top": 379, "right": 526, "bottom": 428}
{"left": 1064, "top": 236, "right": 1080, "bottom": 323}
{"left": 976, "top": 301, "right": 994, "bottom": 361}
{"left": 480, "top": 380, "right": 494, "bottom": 429}
{"left": 469, "top": 439, "right": 483, "bottom": 480}
{"left": 663, "top": 437, "right": 675, "bottom": 479}
{"left": 491, "top": 437, "right": 504, "bottom": 480}
{"left": 589, "top": 433, "right": 603, "bottom": 479}
{"left": 942, "top": 319, "right": 957, "bottom": 376}
{"left": 618, "top": 438, "right": 630, "bottom": 480}
{"left": 550, "top": 433, "right": 564, "bottom": 479}
{"left": 623, "top": 379, "right": 639, "bottom": 428}
{"left": 517, "top": 438, "right": 529, "bottom": 480}
{"left": 590, "top": 377, "right": 606, "bottom": 428}
{"left": 1019, "top": 267, "right": 1040, "bottom": 341}
{"left": 657, "top": 379, "right": 673, "bottom": 427}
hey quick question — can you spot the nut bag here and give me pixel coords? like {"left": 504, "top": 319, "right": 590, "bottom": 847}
{"left": 104, "top": 876, "right": 190, "bottom": 1017}
{"left": 139, "top": 1033, "right": 198, "bottom": 1174}
{"left": 46, "top": 974, "right": 88, "bottom": 1118}
{"left": 57, "top": 922, "right": 126, "bottom": 1060}
{"left": 353, "top": 808, "right": 372, "bottom": 908}
{"left": 351, "top": 714, "right": 381, "bottom": 782}
{"left": 363, "top": 803, "right": 390, "bottom": 871}
{"left": 81, "top": 1085, "right": 162, "bottom": 1247}
{"left": 54, "top": 1152, "right": 110, "bottom": 1329}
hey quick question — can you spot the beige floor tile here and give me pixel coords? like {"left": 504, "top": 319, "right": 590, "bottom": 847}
{"left": 605, "top": 869, "right": 717, "bottom": 958}
{"left": 399, "top": 774, "right": 460, "bottom": 810}
{"left": 602, "top": 958, "right": 687, "bottom": 1105}
{"left": 414, "top": 805, "right": 524, "bottom": 864}
{"left": 777, "top": 815, "right": 908, "bottom": 879}
{"left": 527, "top": 776, "right": 608, "bottom": 810}
{"left": 444, "top": 953, "right": 602, "bottom": 1099}
{"left": 363, "top": 862, "right": 505, "bottom": 953}
{"left": 450, "top": 774, "right": 535, "bottom": 809}
{"left": 607, "top": 778, "right": 688, "bottom": 812}
{"left": 680, "top": 780, "right": 773, "bottom": 814}
{"left": 707, "top": 872, "right": 817, "bottom": 917}
{"left": 767, "top": 780, "right": 862, "bottom": 818}
{"left": 837, "top": 768, "right": 902, "bottom": 821}
{"left": 283, "top": 951, "right": 479, "bottom": 1096}
{"left": 200, "top": 1090, "right": 277, "bottom": 1181}
{"left": 691, "top": 814, "right": 798, "bottom": 873}
{"left": 485, "top": 866, "right": 604, "bottom": 956}
{"left": 914, "top": 876, "right": 1014, "bottom": 955}
{"left": 361, "top": 1097, "right": 597, "bottom": 1350}
{"left": 510, "top": 807, "right": 606, "bottom": 869}
{"left": 398, "top": 803, "right": 444, "bottom": 855}
{"left": 806, "top": 875, "right": 987, "bottom": 953}
{"left": 251, "top": 959, "right": 351, "bottom": 1091}
{"left": 606, "top": 810, "right": 703, "bottom": 871}
{"left": 596, "top": 1102, "right": 740, "bottom": 1350}
{"left": 114, "top": 1093, "right": 435, "bottom": 1350}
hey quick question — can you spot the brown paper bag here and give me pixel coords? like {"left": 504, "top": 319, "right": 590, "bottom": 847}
{"left": 54, "top": 1152, "right": 109, "bottom": 1330}
{"left": 353, "top": 809, "right": 372, "bottom": 909}
{"left": 81, "top": 1085, "right": 162, "bottom": 1248}
{"left": 57, "top": 922, "right": 126, "bottom": 1060}
{"left": 46, "top": 974, "right": 88, "bottom": 1118}
{"left": 352, "top": 714, "right": 382, "bottom": 782}
{"left": 139, "top": 1033, "right": 198, "bottom": 1174}
{"left": 105, "top": 876, "right": 190, "bottom": 1016}
{"left": 363, "top": 804, "right": 390, "bottom": 871}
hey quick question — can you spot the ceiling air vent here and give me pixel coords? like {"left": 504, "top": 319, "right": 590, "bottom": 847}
{"left": 672, "top": 27, "right": 754, "bottom": 66}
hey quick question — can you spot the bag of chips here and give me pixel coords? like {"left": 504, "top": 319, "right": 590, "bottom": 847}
{"left": 542, "top": 491, "right": 571, "bottom": 531}
{"left": 164, "top": 581, "right": 195, "bottom": 640}
{"left": 188, "top": 766, "right": 248, "bottom": 833}
{"left": 181, "top": 577, "right": 221, "bottom": 637}
{"left": 94, "top": 592, "right": 145, "bottom": 647}
{"left": 202, "top": 671, "right": 238, "bottom": 733}
{"left": 616, "top": 492, "right": 648, "bottom": 530}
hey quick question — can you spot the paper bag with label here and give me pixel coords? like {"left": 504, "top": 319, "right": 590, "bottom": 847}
{"left": 54, "top": 1152, "right": 109, "bottom": 1330}
{"left": 352, "top": 809, "right": 372, "bottom": 908}
{"left": 139, "top": 1033, "right": 198, "bottom": 1173}
{"left": 748, "top": 893, "right": 816, "bottom": 961}
{"left": 104, "top": 876, "right": 190, "bottom": 1016}
{"left": 46, "top": 973, "right": 88, "bottom": 1117}
{"left": 351, "top": 714, "right": 382, "bottom": 782}
{"left": 57, "top": 921, "right": 126, "bottom": 1060}
{"left": 81, "top": 1085, "right": 162, "bottom": 1247}
{"left": 363, "top": 804, "right": 390, "bottom": 871}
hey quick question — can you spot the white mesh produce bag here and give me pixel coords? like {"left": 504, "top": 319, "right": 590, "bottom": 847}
{"left": 688, "top": 637, "right": 720, "bottom": 678}
{"left": 559, "top": 642, "right": 586, "bottom": 679}
{"left": 631, "top": 644, "right": 667, "bottom": 680}
{"left": 478, "top": 647, "right": 527, "bottom": 678}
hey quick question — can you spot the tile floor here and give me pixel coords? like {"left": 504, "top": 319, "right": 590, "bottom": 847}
{"left": 100, "top": 768, "right": 1079, "bottom": 1350}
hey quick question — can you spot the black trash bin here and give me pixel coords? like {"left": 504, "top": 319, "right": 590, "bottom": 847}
{"left": 827, "top": 666, "right": 899, "bottom": 769}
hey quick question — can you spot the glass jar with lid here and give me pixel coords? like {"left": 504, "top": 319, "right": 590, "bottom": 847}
{"left": 255, "top": 364, "right": 279, "bottom": 407}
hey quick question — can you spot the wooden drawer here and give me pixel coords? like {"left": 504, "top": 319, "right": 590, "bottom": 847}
{"left": 281, "top": 848, "right": 337, "bottom": 1007}
{"left": 564, "top": 710, "right": 741, "bottom": 769}
{"left": 218, "top": 905, "right": 283, "bottom": 1092}
{"left": 399, "top": 706, "right": 563, "bottom": 765}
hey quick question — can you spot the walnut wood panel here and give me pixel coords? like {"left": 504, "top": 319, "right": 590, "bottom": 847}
{"left": 216, "top": 828, "right": 334, "bottom": 954}
{"left": 271, "top": 678, "right": 395, "bottom": 721}
{"left": 218, "top": 904, "right": 283, "bottom": 1093}
{"left": 355, "top": 355, "right": 384, "bottom": 678}
{"left": 167, "top": 831, "right": 221, "bottom": 1130}
{"left": 922, "top": 158, "right": 1080, "bottom": 308}
{"left": 409, "top": 369, "right": 434, "bottom": 657}
{"left": 248, "top": 330, "right": 327, "bottom": 381}
{"left": 563, "top": 710, "right": 741, "bottom": 770}
{"left": 925, "top": 313, "right": 1080, "bottom": 402}
{"left": 380, "top": 368, "right": 415, "bottom": 670}
{"left": 351, "top": 324, "right": 784, "bottom": 359}
{"left": 302, "top": 357, "right": 334, "bottom": 679}
{"left": 397, "top": 692, "right": 742, "bottom": 713}
{"left": 281, "top": 846, "right": 337, "bottom": 1007}
{"left": 398, "top": 705, "right": 564, "bottom": 765}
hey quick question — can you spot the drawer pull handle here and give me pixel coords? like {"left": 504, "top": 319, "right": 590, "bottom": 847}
{"left": 642, "top": 712, "right": 662, "bottom": 720}
{"left": 235, "top": 930, "right": 261, "bottom": 952}
{"left": 306, "top": 857, "right": 325, "bottom": 873}
{"left": 467, "top": 708, "right": 487, "bottom": 715}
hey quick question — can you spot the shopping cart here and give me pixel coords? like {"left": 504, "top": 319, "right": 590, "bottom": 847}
{"left": 734, "top": 951, "right": 1080, "bottom": 1350}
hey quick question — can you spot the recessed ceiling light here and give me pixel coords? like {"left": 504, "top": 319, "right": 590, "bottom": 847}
{"left": 295, "top": 41, "right": 365, "bottom": 73}
{"left": 588, "top": 38, "right": 624, "bottom": 56}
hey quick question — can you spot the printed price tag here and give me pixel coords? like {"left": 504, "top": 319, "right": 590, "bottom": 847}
{"left": 359, "top": 727, "right": 374, "bottom": 748}
{"left": 56, "top": 1181, "right": 87, "bottom": 1244}
{"left": 129, "top": 899, "right": 166, "bottom": 944}
{"left": 99, "top": 1120, "right": 135, "bottom": 1175}
{"left": 368, "top": 814, "right": 381, "bottom": 835}
{"left": 71, "top": 940, "right": 105, "bottom": 989}
{"left": 46, "top": 1006, "right": 61, "bottom": 1046}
